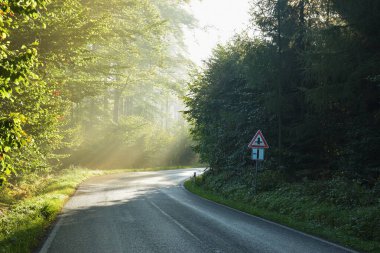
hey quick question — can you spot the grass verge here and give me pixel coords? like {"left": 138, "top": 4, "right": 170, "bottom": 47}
{"left": 0, "top": 165, "right": 197, "bottom": 253}
{"left": 184, "top": 178, "right": 380, "bottom": 253}
{"left": 0, "top": 168, "right": 105, "bottom": 253}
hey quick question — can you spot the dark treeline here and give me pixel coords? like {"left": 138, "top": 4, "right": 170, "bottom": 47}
{"left": 185, "top": 3, "right": 380, "bottom": 247}
{"left": 185, "top": 0, "right": 380, "bottom": 183}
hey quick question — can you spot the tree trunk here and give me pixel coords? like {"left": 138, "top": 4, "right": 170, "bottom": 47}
{"left": 277, "top": 0, "right": 283, "bottom": 168}
{"left": 296, "top": 0, "right": 305, "bottom": 50}
{"left": 113, "top": 89, "right": 121, "bottom": 123}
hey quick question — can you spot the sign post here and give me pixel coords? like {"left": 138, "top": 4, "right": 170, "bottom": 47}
{"left": 248, "top": 130, "right": 269, "bottom": 195}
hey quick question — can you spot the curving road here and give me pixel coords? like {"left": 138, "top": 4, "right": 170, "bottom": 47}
{"left": 39, "top": 168, "right": 357, "bottom": 253}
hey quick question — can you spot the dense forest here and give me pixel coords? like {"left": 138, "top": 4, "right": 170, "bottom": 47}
{"left": 185, "top": 0, "right": 380, "bottom": 183}
{"left": 184, "top": 1, "right": 380, "bottom": 250}
{"left": 0, "top": 0, "right": 197, "bottom": 186}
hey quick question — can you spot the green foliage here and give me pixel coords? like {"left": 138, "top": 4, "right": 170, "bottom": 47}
{"left": 1, "top": 0, "right": 197, "bottom": 185}
{"left": 185, "top": 173, "right": 380, "bottom": 253}
{"left": 0, "top": 168, "right": 104, "bottom": 253}
{"left": 303, "top": 177, "right": 377, "bottom": 207}
{"left": 257, "top": 170, "right": 286, "bottom": 191}
{"left": 67, "top": 115, "right": 196, "bottom": 168}
{"left": 0, "top": 114, "right": 28, "bottom": 185}
{"left": 0, "top": 0, "right": 54, "bottom": 185}
{"left": 185, "top": 0, "right": 380, "bottom": 183}
{"left": 48, "top": 0, "right": 197, "bottom": 169}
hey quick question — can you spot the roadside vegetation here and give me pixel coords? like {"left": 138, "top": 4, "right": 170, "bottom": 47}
{"left": 0, "top": 168, "right": 104, "bottom": 253}
{"left": 0, "top": 0, "right": 197, "bottom": 186}
{"left": 184, "top": 1, "right": 379, "bottom": 252}
{"left": 185, "top": 172, "right": 380, "bottom": 253}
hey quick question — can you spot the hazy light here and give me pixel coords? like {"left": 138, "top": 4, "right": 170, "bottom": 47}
{"left": 184, "top": 0, "right": 251, "bottom": 66}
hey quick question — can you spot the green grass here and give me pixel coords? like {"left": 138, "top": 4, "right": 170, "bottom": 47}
{"left": 0, "top": 165, "right": 197, "bottom": 253}
{"left": 184, "top": 179, "right": 380, "bottom": 253}
{"left": 0, "top": 168, "right": 104, "bottom": 253}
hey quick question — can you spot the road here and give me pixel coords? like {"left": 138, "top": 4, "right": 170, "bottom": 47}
{"left": 39, "top": 168, "right": 356, "bottom": 253}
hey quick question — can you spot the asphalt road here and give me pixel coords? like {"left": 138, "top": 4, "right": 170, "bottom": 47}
{"left": 39, "top": 168, "right": 357, "bottom": 253}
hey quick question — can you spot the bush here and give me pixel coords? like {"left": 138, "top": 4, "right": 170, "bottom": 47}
{"left": 197, "top": 169, "right": 380, "bottom": 244}
{"left": 257, "top": 170, "right": 286, "bottom": 192}
{"left": 303, "top": 177, "right": 376, "bottom": 207}
{"left": 347, "top": 207, "right": 380, "bottom": 241}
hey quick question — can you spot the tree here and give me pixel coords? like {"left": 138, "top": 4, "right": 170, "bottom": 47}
{"left": 1, "top": 0, "right": 197, "bottom": 184}
{"left": 185, "top": 0, "right": 380, "bottom": 183}
{"left": 0, "top": 0, "right": 51, "bottom": 185}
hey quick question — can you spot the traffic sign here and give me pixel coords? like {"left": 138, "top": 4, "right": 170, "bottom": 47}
{"left": 248, "top": 130, "right": 269, "bottom": 149}
{"left": 248, "top": 130, "right": 268, "bottom": 195}
{"left": 251, "top": 148, "right": 264, "bottom": 160}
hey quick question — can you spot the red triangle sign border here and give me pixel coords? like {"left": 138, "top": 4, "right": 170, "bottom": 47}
{"left": 248, "top": 130, "right": 269, "bottom": 149}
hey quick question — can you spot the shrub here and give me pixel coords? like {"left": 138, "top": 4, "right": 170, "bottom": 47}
{"left": 257, "top": 169, "right": 286, "bottom": 192}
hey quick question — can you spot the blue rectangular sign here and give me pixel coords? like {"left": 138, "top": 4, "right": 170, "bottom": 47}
{"left": 251, "top": 148, "right": 264, "bottom": 160}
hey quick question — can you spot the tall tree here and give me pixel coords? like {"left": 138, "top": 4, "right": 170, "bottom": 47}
{"left": 0, "top": 0, "right": 52, "bottom": 185}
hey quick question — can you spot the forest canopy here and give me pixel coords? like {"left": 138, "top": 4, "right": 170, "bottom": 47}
{"left": 185, "top": 0, "right": 380, "bottom": 183}
{"left": 0, "top": 0, "right": 197, "bottom": 186}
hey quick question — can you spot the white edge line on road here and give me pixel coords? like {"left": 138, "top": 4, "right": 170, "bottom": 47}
{"left": 180, "top": 181, "right": 359, "bottom": 253}
{"left": 38, "top": 214, "right": 64, "bottom": 253}
{"left": 149, "top": 200, "right": 201, "bottom": 243}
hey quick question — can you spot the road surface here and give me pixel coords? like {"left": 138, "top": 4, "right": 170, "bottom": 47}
{"left": 39, "top": 168, "right": 356, "bottom": 253}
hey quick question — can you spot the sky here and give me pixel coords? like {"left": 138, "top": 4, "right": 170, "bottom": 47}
{"left": 183, "top": 0, "right": 251, "bottom": 66}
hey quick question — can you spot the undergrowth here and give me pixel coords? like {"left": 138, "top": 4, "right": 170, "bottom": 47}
{"left": 185, "top": 170, "right": 380, "bottom": 253}
{"left": 0, "top": 168, "right": 104, "bottom": 253}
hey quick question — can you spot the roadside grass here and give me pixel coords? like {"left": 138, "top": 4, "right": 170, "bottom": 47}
{"left": 0, "top": 165, "right": 197, "bottom": 253}
{"left": 0, "top": 168, "right": 104, "bottom": 253}
{"left": 184, "top": 177, "right": 380, "bottom": 253}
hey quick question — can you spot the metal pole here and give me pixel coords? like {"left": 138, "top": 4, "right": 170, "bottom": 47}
{"left": 254, "top": 160, "right": 259, "bottom": 195}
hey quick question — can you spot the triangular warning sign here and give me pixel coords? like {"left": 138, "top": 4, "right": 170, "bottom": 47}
{"left": 248, "top": 130, "right": 269, "bottom": 149}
